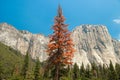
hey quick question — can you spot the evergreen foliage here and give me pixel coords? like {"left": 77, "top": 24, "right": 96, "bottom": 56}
{"left": 0, "top": 5, "right": 120, "bottom": 79}
{"left": 85, "top": 64, "right": 91, "bottom": 79}
{"left": 21, "top": 52, "right": 29, "bottom": 79}
{"left": 115, "top": 63, "right": 120, "bottom": 80}
{"left": 34, "top": 58, "right": 40, "bottom": 80}
{"left": 108, "top": 61, "right": 118, "bottom": 80}
{"left": 0, "top": 42, "right": 35, "bottom": 80}
{"left": 0, "top": 42, "right": 120, "bottom": 80}
{"left": 73, "top": 63, "right": 80, "bottom": 80}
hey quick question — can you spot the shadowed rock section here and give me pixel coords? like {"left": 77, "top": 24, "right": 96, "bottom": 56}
{"left": 0, "top": 23, "right": 120, "bottom": 67}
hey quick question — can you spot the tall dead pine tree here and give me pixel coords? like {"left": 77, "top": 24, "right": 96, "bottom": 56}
{"left": 46, "top": 5, "right": 75, "bottom": 80}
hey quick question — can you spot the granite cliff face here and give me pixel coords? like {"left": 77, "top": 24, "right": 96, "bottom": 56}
{"left": 0, "top": 23, "right": 48, "bottom": 61}
{"left": 72, "top": 25, "right": 120, "bottom": 67}
{"left": 0, "top": 23, "right": 120, "bottom": 67}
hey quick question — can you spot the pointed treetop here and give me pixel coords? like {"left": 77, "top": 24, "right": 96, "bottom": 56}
{"left": 58, "top": 4, "right": 63, "bottom": 17}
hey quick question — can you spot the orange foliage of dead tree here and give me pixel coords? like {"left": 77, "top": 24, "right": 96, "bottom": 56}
{"left": 45, "top": 5, "right": 75, "bottom": 80}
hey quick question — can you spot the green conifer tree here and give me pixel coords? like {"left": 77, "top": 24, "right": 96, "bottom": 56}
{"left": 80, "top": 63, "right": 85, "bottom": 75}
{"left": 108, "top": 60, "right": 118, "bottom": 80}
{"left": 64, "top": 65, "right": 72, "bottom": 80}
{"left": 115, "top": 63, "right": 120, "bottom": 80}
{"left": 21, "top": 52, "right": 29, "bottom": 79}
{"left": 34, "top": 58, "right": 40, "bottom": 80}
{"left": 80, "top": 63, "right": 85, "bottom": 80}
{"left": 97, "top": 65, "right": 103, "bottom": 79}
{"left": 85, "top": 64, "right": 91, "bottom": 79}
{"left": 73, "top": 63, "right": 80, "bottom": 80}
{"left": 102, "top": 64, "right": 108, "bottom": 80}
{"left": 91, "top": 62, "right": 98, "bottom": 78}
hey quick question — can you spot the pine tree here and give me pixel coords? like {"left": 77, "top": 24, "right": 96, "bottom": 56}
{"left": 108, "top": 60, "right": 118, "bottom": 80}
{"left": 21, "top": 52, "right": 29, "bottom": 79}
{"left": 80, "top": 63, "right": 85, "bottom": 75}
{"left": 80, "top": 63, "right": 87, "bottom": 80}
{"left": 66, "top": 65, "right": 72, "bottom": 80}
{"left": 102, "top": 64, "right": 108, "bottom": 80}
{"left": 73, "top": 63, "right": 80, "bottom": 80}
{"left": 34, "top": 58, "right": 40, "bottom": 80}
{"left": 45, "top": 5, "right": 75, "bottom": 80}
{"left": 85, "top": 64, "right": 91, "bottom": 79}
{"left": 91, "top": 62, "right": 98, "bottom": 78}
{"left": 97, "top": 65, "right": 103, "bottom": 79}
{"left": 115, "top": 63, "right": 120, "bottom": 80}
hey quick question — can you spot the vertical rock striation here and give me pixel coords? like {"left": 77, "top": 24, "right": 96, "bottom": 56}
{"left": 0, "top": 23, "right": 48, "bottom": 62}
{"left": 72, "top": 25, "right": 120, "bottom": 67}
{"left": 0, "top": 23, "right": 120, "bottom": 67}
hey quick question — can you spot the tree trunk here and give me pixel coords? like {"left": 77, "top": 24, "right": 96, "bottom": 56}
{"left": 54, "top": 64, "right": 60, "bottom": 80}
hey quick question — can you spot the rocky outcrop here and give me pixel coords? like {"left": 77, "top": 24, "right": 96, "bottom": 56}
{"left": 0, "top": 23, "right": 48, "bottom": 62}
{"left": 72, "top": 25, "right": 120, "bottom": 67}
{"left": 112, "top": 39, "right": 120, "bottom": 60}
{"left": 0, "top": 23, "right": 120, "bottom": 67}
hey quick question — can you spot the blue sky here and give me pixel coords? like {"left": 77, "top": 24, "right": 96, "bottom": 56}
{"left": 0, "top": 0, "right": 120, "bottom": 40}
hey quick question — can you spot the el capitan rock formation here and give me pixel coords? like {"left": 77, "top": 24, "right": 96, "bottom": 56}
{"left": 0, "top": 23, "right": 120, "bottom": 67}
